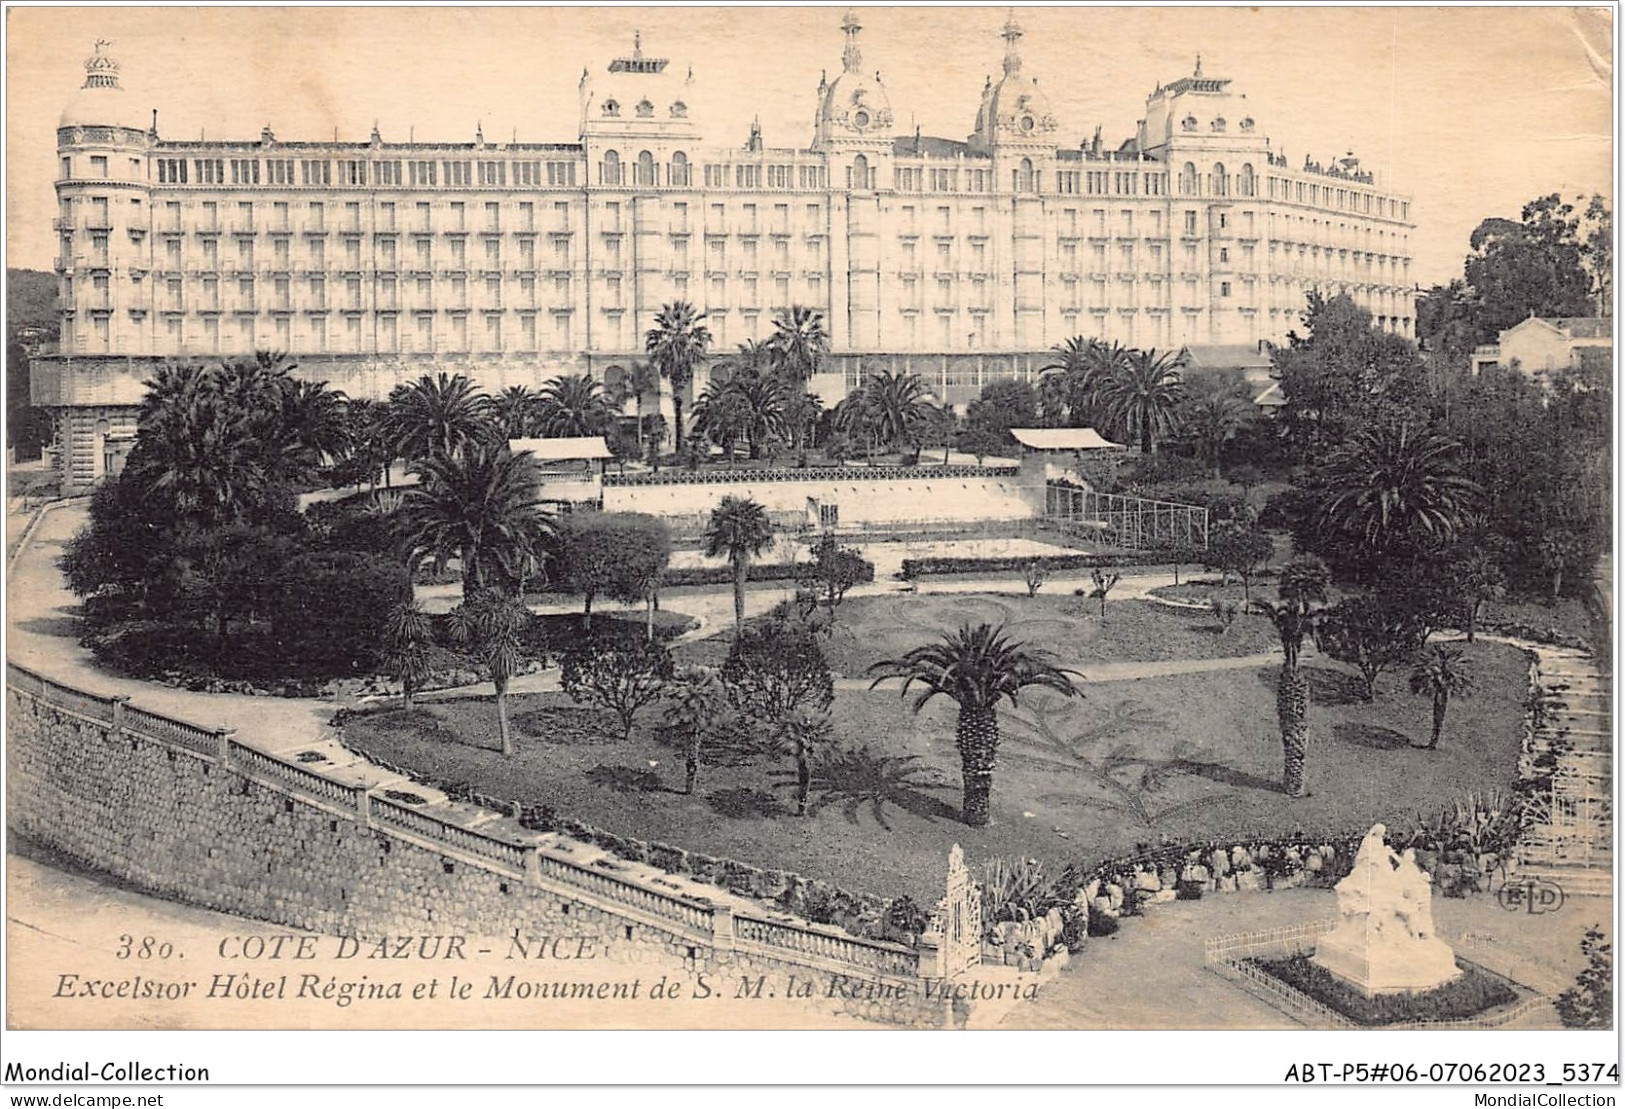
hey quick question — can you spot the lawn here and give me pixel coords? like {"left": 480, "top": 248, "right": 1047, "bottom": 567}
{"left": 676, "top": 593, "right": 1279, "bottom": 677}
{"left": 340, "top": 638, "right": 1528, "bottom": 906}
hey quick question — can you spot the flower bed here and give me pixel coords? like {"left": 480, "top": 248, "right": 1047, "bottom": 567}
{"left": 900, "top": 551, "right": 1181, "bottom": 580}
{"left": 662, "top": 557, "right": 874, "bottom": 590}
{"left": 605, "top": 463, "right": 1018, "bottom": 487}
{"left": 1249, "top": 953, "right": 1518, "bottom": 1026}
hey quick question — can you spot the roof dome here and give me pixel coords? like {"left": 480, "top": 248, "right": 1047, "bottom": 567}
{"left": 59, "top": 40, "right": 148, "bottom": 132}
{"left": 580, "top": 32, "right": 699, "bottom": 139}
{"left": 971, "top": 14, "right": 1057, "bottom": 150}
{"left": 814, "top": 11, "right": 893, "bottom": 143}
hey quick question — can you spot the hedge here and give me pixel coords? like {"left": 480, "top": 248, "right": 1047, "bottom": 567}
{"left": 605, "top": 463, "right": 1019, "bottom": 487}
{"left": 900, "top": 551, "right": 1190, "bottom": 579}
{"left": 662, "top": 557, "right": 875, "bottom": 589}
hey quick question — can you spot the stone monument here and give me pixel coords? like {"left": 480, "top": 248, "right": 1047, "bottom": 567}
{"left": 1311, "top": 824, "right": 1462, "bottom": 996}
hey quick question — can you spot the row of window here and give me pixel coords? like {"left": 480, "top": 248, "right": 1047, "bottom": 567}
{"left": 150, "top": 157, "right": 581, "bottom": 189}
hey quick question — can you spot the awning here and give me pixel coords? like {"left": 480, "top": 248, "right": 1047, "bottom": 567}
{"left": 1009, "top": 427, "right": 1125, "bottom": 451}
{"left": 509, "top": 436, "right": 614, "bottom": 462}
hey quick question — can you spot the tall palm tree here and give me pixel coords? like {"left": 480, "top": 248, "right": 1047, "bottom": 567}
{"left": 645, "top": 301, "right": 712, "bottom": 454}
{"left": 381, "top": 600, "right": 434, "bottom": 709}
{"left": 386, "top": 372, "right": 495, "bottom": 463}
{"left": 1098, "top": 347, "right": 1187, "bottom": 454}
{"left": 275, "top": 377, "right": 351, "bottom": 481}
{"left": 703, "top": 495, "right": 775, "bottom": 628}
{"left": 868, "top": 623, "right": 1079, "bottom": 827}
{"left": 690, "top": 379, "right": 753, "bottom": 465}
{"left": 1255, "top": 558, "right": 1330, "bottom": 797}
{"left": 1039, "top": 336, "right": 1107, "bottom": 427}
{"left": 769, "top": 305, "right": 829, "bottom": 385}
{"left": 400, "top": 443, "right": 548, "bottom": 603}
{"left": 446, "top": 589, "right": 531, "bottom": 756}
{"left": 536, "top": 374, "right": 613, "bottom": 438}
{"left": 1409, "top": 645, "right": 1474, "bottom": 750}
{"left": 1315, "top": 421, "right": 1482, "bottom": 566}
{"left": 495, "top": 385, "right": 542, "bottom": 440}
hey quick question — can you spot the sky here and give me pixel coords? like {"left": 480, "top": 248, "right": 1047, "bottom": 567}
{"left": 5, "top": 5, "right": 1614, "bottom": 287}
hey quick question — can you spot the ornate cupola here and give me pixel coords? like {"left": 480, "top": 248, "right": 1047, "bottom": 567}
{"left": 59, "top": 39, "right": 149, "bottom": 133}
{"left": 812, "top": 10, "right": 894, "bottom": 151}
{"left": 968, "top": 12, "right": 1058, "bottom": 154}
{"left": 579, "top": 31, "right": 700, "bottom": 145}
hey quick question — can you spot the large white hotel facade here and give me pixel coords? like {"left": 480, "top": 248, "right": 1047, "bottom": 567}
{"left": 37, "top": 13, "right": 1415, "bottom": 490}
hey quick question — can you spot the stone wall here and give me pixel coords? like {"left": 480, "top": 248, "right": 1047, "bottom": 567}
{"left": 5, "top": 671, "right": 951, "bottom": 1028}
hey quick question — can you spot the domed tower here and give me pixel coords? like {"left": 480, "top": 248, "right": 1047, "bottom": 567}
{"left": 56, "top": 39, "right": 156, "bottom": 358}
{"left": 578, "top": 31, "right": 700, "bottom": 188}
{"left": 812, "top": 10, "right": 893, "bottom": 190}
{"left": 968, "top": 12, "right": 1059, "bottom": 192}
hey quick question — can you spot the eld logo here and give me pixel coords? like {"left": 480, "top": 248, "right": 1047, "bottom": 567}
{"left": 1496, "top": 877, "right": 1565, "bottom": 915}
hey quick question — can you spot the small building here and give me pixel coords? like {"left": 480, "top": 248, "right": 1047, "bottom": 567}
{"left": 509, "top": 436, "right": 613, "bottom": 509}
{"left": 1010, "top": 426, "right": 1125, "bottom": 486}
{"left": 1470, "top": 317, "right": 1612, "bottom": 382}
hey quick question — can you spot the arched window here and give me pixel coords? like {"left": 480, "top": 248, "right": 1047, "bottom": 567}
{"left": 1180, "top": 162, "right": 1198, "bottom": 195}
{"left": 602, "top": 99, "right": 620, "bottom": 117}
{"left": 637, "top": 150, "right": 656, "bottom": 187}
{"left": 849, "top": 153, "right": 870, "bottom": 191}
{"left": 668, "top": 151, "right": 689, "bottom": 187}
{"left": 601, "top": 149, "right": 621, "bottom": 186}
{"left": 1211, "top": 162, "right": 1228, "bottom": 197}
{"left": 1015, "top": 156, "right": 1035, "bottom": 193}
{"left": 1239, "top": 163, "right": 1255, "bottom": 197}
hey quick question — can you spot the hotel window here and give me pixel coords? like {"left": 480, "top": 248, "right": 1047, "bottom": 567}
{"left": 346, "top": 278, "right": 362, "bottom": 309}
{"left": 1221, "top": 282, "right": 1232, "bottom": 297}
{"left": 194, "top": 158, "right": 224, "bottom": 184}
{"left": 1184, "top": 211, "right": 1198, "bottom": 236}
{"left": 412, "top": 238, "right": 430, "bottom": 271}
{"left": 518, "top": 202, "right": 535, "bottom": 231}
{"left": 236, "top": 278, "right": 254, "bottom": 310}
{"left": 601, "top": 151, "right": 622, "bottom": 186}
{"left": 310, "top": 316, "right": 326, "bottom": 348}
{"left": 310, "top": 277, "right": 326, "bottom": 308}
{"left": 410, "top": 161, "right": 436, "bottom": 187}
{"left": 301, "top": 160, "right": 330, "bottom": 186}
{"left": 378, "top": 202, "right": 396, "bottom": 232}
{"left": 274, "top": 277, "right": 290, "bottom": 310}
{"left": 416, "top": 202, "right": 431, "bottom": 231}
{"left": 308, "top": 202, "right": 325, "bottom": 231}
{"left": 667, "top": 153, "right": 691, "bottom": 188}
{"left": 416, "top": 314, "right": 434, "bottom": 349}
{"left": 450, "top": 239, "right": 466, "bottom": 267}
{"left": 484, "top": 202, "right": 501, "bottom": 233}
{"left": 444, "top": 161, "right": 471, "bottom": 187}
{"left": 379, "top": 239, "right": 397, "bottom": 270}
{"left": 547, "top": 161, "right": 576, "bottom": 186}
{"left": 450, "top": 202, "right": 466, "bottom": 230}
{"left": 379, "top": 315, "right": 397, "bottom": 352}
{"left": 520, "top": 313, "right": 536, "bottom": 350}
{"left": 309, "top": 239, "right": 325, "bottom": 267}
{"left": 90, "top": 155, "right": 109, "bottom": 178}
{"left": 158, "top": 159, "right": 187, "bottom": 184}
{"left": 478, "top": 161, "right": 504, "bottom": 187}
{"left": 376, "top": 161, "right": 403, "bottom": 186}
{"left": 345, "top": 238, "right": 362, "bottom": 268}
{"left": 517, "top": 239, "right": 534, "bottom": 268}
{"left": 345, "top": 316, "right": 361, "bottom": 351}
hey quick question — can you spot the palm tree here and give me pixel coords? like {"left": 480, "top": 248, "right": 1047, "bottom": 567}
{"left": 536, "top": 374, "right": 613, "bottom": 438}
{"left": 1181, "top": 388, "right": 1249, "bottom": 477}
{"left": 381, "top": 600, "right": 434, "bottom": 709}
{"left": 1255, "top": 558, "right": 1330, "bottom": 797}
{"left": 703, "top": 495, "right": 775, "bottom": 628}
{"left": 1315, "top": 421, "right": 1482, "bottom": 567}
{"left": 868, "top": 623, "right": 1079, "bottom": 827}
{"left": 851, "top": 369, "right": 935, "bottom": 457}
{"left": 495, "top": 385, "right": 542, "bottom": 439}
{"left": 1098, "top": 347, "right": 1187, "bottom": 454}
{"left": 446, "top": 589, "right": 531, "bottom": 756}
{"left": 385, "top": 372, "right": 495, "bottom": 463}
{"left": 400, "top": 443, "right": 548, "bottom": 603}
{"left": 645, "top": 301, "right": 712, "bottom": 454}
{"left": 1409, "top": 645, "right": 1474, "bottom": 750}
{"left": 689, "top": 379, "right": 752, "bottom": 465}
{"left": 1039, "top": 336, "right": 1109, "bottom": 427}
{"left": 768, "top": 305, "right": 829, "bottom": 385}
{"left": 605, "top": 361, "right": 661, "bottom": 456}
{"left": 662, "top": 665, "right": 730, "bottom": 795}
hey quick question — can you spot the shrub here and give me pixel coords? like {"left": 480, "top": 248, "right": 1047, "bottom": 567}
{"left": 882, "top": 895, "right": 930, "bottom": 942}
{"left": 1058, "top": 904, "right": 1089, "bottom": 952}
{"left": 1556, "top": 927, "right": 1612, "bottom": 1029}
{"left": 1086, "top": 911, "right": 1120, "bottom": 938}
{"left": 559, "top": 630, "right": 675, "bottom": 741}
{"left": 900, "top": 551, "right": 1174, "bottom": 579}
{"left": 1252, "top": 954, "right": 1517, "bottom": 1026}
{"left": 270, "top": 551, "right": 413, "bottom": 675}
{"left": 662, "top": 556, "right": 874, "bottom": 590}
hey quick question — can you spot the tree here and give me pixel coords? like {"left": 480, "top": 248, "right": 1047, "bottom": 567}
{"left": 703, "top": 496, "right": 775, "bottom": 629}
{"left": 869, "top": 624, "right": 1078, "bottom": 827}
{"left": 495, "top": 385, "right": 542, "bottom": 439}
{"left": 961, "top": 379, "right": 1038, "bottom": 459}
{"left": 662, "top": 665, "right": 730, "bottom": 795}
{"left": 1088, "top": 568, "right": 1120, "bottom": 618}
{"left": 399, "top": 444, "right": 547, "bottom": 603}
{"left": 645, "top": 301, "right": 712, "bottom": 454}
{"left": 1309, "top": 421, "right": 1481, "bottom": 578}
{"left": 385, "top": 372, "right": 494, "bottom": 463}
{"left": 561, "top": 629, "right": 676, "bottom": 742}
{"left": 1203, "top": 522, "right": 1274, "bottom": 604}
{"left": 1464, "top": 194, "right": 1598, "bottom": 340}
{"left": 839, "top": 369, "right": 936, "bottom": 458}
{"left": 783, "top": 706, "right": 832, "bottom": 817}
{"left": 554, "top": 511, "right": 671, "bottom": 629}
{"left": 1555, "top": 926, "right": 1613, "bottom": 1029}
{"left": 1273, "top": 293, "right": 1428, "bottom": 458}
{"left": 794, "top": 533, "right": 871, "bottom": 625}
{"left": 722, "top": 618, "right": 835, "bottom": 742}
{"left": 381, "top": 600, "right": 435, "bottom": 709}
{"left": 1177, "top": 372, "right": 1252, "bottom": 477}
{"left": 1408, "top": 644, "right": 1474, "bottom": 750}
{"left": 1315, "top": 593, "right": 1429, "bottom": 702}
{"left": 1097, "top": 347, "right": 1186, "bottom": 455}
{"left": 768, "top": 305, "right": 829, "bottom": 385}
{"left": 1442, "top": 544, "right": 1506, "bottom": 643}
{"left": 1023, "top": 560, "right": 1048, "bottom": 598}
{"left": 619, "top": 361, "right": 662, "bottom": 456}
{"left": 1256, "top": 558, "right": 1329, "bottom": 797}
{"left": 268, "top": 550, "right": 412, "bottom": 676}
{"left": 446, "top": 590, "right": 532, "bottom": 756}
{"left": 1039, "top": 336, "right": 1106, "bottom": 427}
{"left": 535, "top": 374, "right": 613, "bottom": 438}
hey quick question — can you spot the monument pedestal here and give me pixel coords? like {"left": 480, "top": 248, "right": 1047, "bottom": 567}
{"left": 1312, "top": 924, "right": 1461, "bottom": 997}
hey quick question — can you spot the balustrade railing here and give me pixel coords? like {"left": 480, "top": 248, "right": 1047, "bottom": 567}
{"left": 123, "top": 704, "right": 222, "bottom": 759}
{"left": 229, "top": 742, "right": 364, "bottom": 813}
{"left": 39, "top": 676, "right": 114, "bottom": 723}
{"left": 370, "top": 794, "right": 529, "bottom": 876}
{"left": 530, "top": 852, "right": 715, "bottom": 937}
{"left": 734, "top": 913, "right": 920, "bottom": 978}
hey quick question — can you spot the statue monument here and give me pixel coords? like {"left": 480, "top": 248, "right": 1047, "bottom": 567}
{"left": 1311, "top": 824, "right": 1462, "bottom": 996}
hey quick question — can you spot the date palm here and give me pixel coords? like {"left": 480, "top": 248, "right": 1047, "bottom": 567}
{"left": 495, "top": 385, "right": 542, "bottom": 439}
{"left": 386, "top": 372, "right": 494, "bottom": 463}
{"left": 1315, "top": 421, "right": 1482, "bottom": 566}
{"left": 1255, "top": 558, "right": 1329, "bottom": 797}
{"left": 446, "top": 589, "right": 532, "bottom": 756}
{"left": 400, "top": 443, "right": 548, "bottom": 603}
{"left": 645, "top": 301, "right": 712, "bottom": 454}
{"left": 769, "top": 305, "right": 829, "bottom": 385}
{"left": 868, "top": 623, "right": 1080, "bottom": 827}
{"left": 1409, "top": 645, "right": 1474, "bottom": 750}
{"left": 703, "top": 495, "right": 775, "bottom": 628}
{"left": 536, "top": 374, "right": 613, "bottom": 438}
{"left": 381, "top": 600, "right": 434, "bottom": 709}
{"left": 1039, "top": 336, "right": 1111, "bottom": 427}
{"left": 1098, "top": 347, "right": 1187, "bottom": 454}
